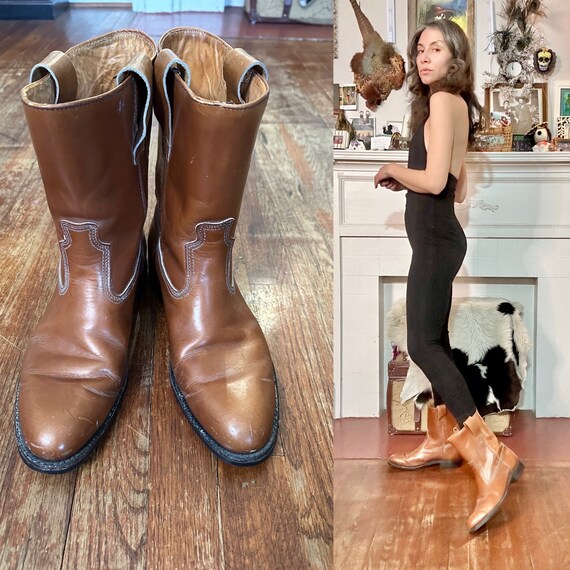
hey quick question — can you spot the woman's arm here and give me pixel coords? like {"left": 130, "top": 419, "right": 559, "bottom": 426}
{"left": 374, "top": 92, "right": 457, "bottom": 194}
{"left": 454, "top": 163, "right": 467, "bottom": 203}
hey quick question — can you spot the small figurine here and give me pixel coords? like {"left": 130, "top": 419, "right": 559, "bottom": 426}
{"left": 534, "top": 48, "right": 556, "bottom": 74}
{"left": 527, "top": 122, "right": 554, "bottom": 152}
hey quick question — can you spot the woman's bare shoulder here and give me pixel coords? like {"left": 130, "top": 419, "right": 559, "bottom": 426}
{"left": 429, "top": 91, "right": 467, "bottom": 112}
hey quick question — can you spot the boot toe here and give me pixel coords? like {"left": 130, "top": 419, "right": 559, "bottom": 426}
{"left": 188, "top": 381, "right": 276, "bottom": 454}
{"left": 209, "top": 411, "right": 274, "bottom": 454}
{"left": 173, "top": 360, "right": 277, "bottom": 455}
{"left": 387, "top": 453, "right": 411, "bottom": 468}
{"left": 21, "top": 426, "right": 78, "bottom": 462}
{"left": 17, "top": 374, "right": 120, "bottom": 463}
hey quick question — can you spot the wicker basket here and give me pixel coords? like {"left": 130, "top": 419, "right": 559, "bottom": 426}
{"left": 471, "top": 126, "right": 513, "bottom": 152}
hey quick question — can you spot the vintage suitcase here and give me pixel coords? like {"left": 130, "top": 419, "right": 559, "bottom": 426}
{"left": 387, "top": 353, "right": 429, "bottom": 434}
{"left": 245, "top": 0, "right": 333, "bottom": 25}
{"left": 387, "top": 353, "right": 515, "bottom": 436}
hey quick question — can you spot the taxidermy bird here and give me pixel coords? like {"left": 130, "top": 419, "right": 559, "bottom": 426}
{"left": 348, "top": 0, "right": 405, "bottom": 110}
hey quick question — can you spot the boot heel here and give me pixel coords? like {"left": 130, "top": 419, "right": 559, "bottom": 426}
{"left": 511, "top": 460, "right": 525, "bottom": 482}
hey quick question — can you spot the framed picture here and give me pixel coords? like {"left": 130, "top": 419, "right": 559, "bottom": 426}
{"left": 333, "top": 83, "right": 340, "bottom": 114}
{"left": 333, "top": 130, "right": 349, "bottom": 150}
{"left": 485, "top": 84, "right": 548, "bottom": 135}
{"left": 554, "top": 80, "right": 570, "bottom": 117}
{"left": 383, "top": 121, "right": 403, "bottom": 136}
{"left": 351, "top": 114, "right": 375, "bottom": 150}
{"left": 339, "top": 84, "right": 357, "bottom": 110}
{"left": 408, "top": 0, "right": 474, "bottom": 45}
{"left": 554, "top": 138, "right": 570, "bottom": 152}
{"left": 556, "top": 116, "right": 570, "bottom": 138}
{"left": 511, "top": 134, "right": 533, "bottom": 152}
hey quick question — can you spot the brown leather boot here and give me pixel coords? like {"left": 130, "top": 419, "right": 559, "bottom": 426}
{"left": 448, "top": 411, "right": 525, "bottom": 532}
{"left": 15, "top": 31, "right": 156, "bottom": 473}
{"left": 387, "top": 404, "right": 462, "bottom": 469}
{"left": 151, "top": 28, "right": 278, "bottom": 466}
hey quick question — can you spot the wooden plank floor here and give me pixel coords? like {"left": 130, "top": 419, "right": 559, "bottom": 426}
{"left": 335, "top": 459, "right": 570, "bottom": 570}
{"left": 335, "top": 414, "right": 570, "bottom": 569}
{"left": 0, "top": 9, "right": 333, "bottom": 569}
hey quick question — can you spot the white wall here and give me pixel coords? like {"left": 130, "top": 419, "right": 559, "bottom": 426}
{"left": 334, "top": 0, "right": 570, "bottom": 135}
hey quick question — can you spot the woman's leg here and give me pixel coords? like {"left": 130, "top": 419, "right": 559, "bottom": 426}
{"left": 406, "top": 249, "right": 476, "bottom": 426}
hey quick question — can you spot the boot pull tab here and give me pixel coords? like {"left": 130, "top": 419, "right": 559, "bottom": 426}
{"left": 154, "top": 49, "right": 191, "bottom": 161}
{"left": 223, "top": 48, "right": 269, "bottom": 104}
{"left": 30, "top": 50, "right": 77, "bottom": 104}
{"left": 116, "top": 53, "right": 154, "bottom": 166}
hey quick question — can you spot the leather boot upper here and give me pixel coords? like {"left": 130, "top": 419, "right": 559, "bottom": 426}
{"left": 388, "top": 404, "right": 462, "bottom": 469}
{"left": 448, "top": 411, "right": 522, "bottom": 531}
{"left": 152, "top": 28, "right": 277, "bottom": 456}
{"left": 17, "top": 30, "right": 156, "bottom": 463}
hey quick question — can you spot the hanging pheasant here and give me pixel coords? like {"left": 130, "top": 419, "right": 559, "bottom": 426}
{"left": 348, "top": 0, "right": 405, "bottom": 110}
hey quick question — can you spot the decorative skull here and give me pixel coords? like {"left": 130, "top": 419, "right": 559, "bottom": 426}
{"left": 534, "top": 48, "right": 555, "bottom": 74}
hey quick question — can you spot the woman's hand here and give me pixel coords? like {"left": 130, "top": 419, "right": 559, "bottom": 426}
{"left": 374, "top": 164, "right": 405, "bottom": 191}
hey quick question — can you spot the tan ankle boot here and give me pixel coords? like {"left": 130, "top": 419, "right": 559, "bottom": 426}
{"left": 388, "top": 404, "right": 462, "bottom": 469}
{"left": 448, "top": 411, "right": 524, "bottom": 532}
{"left": 16, "top": 30, "right": 156, "bottom": 473}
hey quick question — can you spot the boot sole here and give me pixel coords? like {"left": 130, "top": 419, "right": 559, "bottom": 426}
{"left": 469, "top": 459, "right": 525, "bottom": 533}
{"left": 13, "top": 376, "right": 128, "bottom": 474}
{"left": 169, "top": 365, "right": 279, "bottom": 467}
{"left": 387, "top": 458, "right": 462, "bottom": 470}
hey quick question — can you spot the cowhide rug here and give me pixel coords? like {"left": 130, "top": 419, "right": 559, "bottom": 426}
{"left": 386, "top": 298, "right": 532, "bottom": 415}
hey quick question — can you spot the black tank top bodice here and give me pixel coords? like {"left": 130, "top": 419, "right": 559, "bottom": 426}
{"left": 405, "top": 120, "right": 463, "bottom": 248}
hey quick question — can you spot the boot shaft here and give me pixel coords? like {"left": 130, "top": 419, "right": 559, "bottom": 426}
{"left": 21, "top": 30, "right": 156, "bottom": 293}
{"left": 153, "top": 28, "right": 269, "bottom": 240}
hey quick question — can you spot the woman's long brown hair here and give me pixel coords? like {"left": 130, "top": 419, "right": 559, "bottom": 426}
{"left": 407, "top": 19, "right": 484, "bottom": 142}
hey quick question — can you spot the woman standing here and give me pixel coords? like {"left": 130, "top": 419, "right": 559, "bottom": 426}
{"left": 373, "top": 19, "right": 524, "bottom": 533}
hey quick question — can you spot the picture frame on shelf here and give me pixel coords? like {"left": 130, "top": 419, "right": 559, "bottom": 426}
{"left": 333, "top": 83, "right": 340, "bottom": 114}
{"left": 511, "top": 134, "right": 533, "bottom": 152}
{"left": 553, "top": 138, "right": 570, "bottom": 152}
{"left": 351, "top": 112, "right": 375, "bottom": 150}
{"left": 556, "top": 116, "right": 570, "bottom": 138}
{"left": 554, "top": 80, "right": 570, "bottom": 117}
{"left": 370, "top": 136, "right": 392, "bottom": 150}
{"left": 339, "top": 84, "right": 357, "bottom": 110}
{"left": 485, "top": 84, "right": 547, "bottom": 135}
{"left": 383, "top": 120, "right": 403, "bottom": 136}
{"left": 333, "top": 130, "right": 350, "bottom": 150}
{"left": 408, "top": 0, "right": 474, "bottom": 46}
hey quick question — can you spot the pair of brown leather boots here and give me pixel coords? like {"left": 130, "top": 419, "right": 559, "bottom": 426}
{"left": 15, "top": 29, "right": 279, "bottom": 474}
{"left": 388, "top": 405, "right": 524, "bottom": 533}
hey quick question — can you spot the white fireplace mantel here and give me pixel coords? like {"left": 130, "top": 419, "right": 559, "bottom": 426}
{"left": 334, "top": 150, "right": 570, "bottom": 418}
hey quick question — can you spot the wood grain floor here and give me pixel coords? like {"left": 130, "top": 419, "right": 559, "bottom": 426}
{"left": 335, "top": 413, "right": 570, "bottom": 569}
{"left": 0, "top": 9, "right": 333, "bottom": 569}
{"left": 335, "top": 459, "right": 570, "bottom": 570}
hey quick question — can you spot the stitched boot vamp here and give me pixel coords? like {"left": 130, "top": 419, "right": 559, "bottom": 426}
{"left": 467, "top": 441, "right": 519, "bottom": 530}
{"left": 168, "top": 285, "right": 276, "bottom": 454}
{"left": 18, "top": 275, "right": 135, "bottom": 461}
{"left": 448, "top": 412, "right": 523, "bottom": 531}
{"left": 388, "top": 436, "right": 460, "bottom": 468}
{"left": 388, "top": 405, "right": 461, "bottom": 468}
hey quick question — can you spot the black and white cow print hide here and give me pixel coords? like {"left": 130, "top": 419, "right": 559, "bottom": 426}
{"left": 386, "top": 298, "right": 532, "bottom": 415}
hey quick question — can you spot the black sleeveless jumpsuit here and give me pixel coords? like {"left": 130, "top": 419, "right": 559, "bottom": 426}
{"left": 404, "top": 119, "right": 476, "bottom": 424}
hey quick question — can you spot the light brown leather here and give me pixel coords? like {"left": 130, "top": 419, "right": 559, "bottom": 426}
{"left": 448, "top": 411, "right": 524, "bottom": 532}
{"left": 387, "top": 404, "right": 462, "bottom": 469}
{"left": 151, "top": 28, "right": 277, "bottom": 458}
{"left": 17, "top": 30, "right": 156, "bottom": 469}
